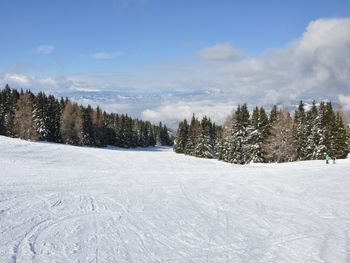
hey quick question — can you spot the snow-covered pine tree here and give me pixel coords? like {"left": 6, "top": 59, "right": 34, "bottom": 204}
{"left": 247, "top": 106, "right": 270, "bottom": 163}
{"left": 294, "top": 101, "right": 308, "bottom": 160}
{"left": 150, "top": 124, "right": 157, "bottom": 146}
{"left": 185, "top": 115, "right": 200, "bottom": 155}
{"left": 194, "top": 116, "right": 214, "bottom": 158}
{"left": 159, "top": 124, "right": 172, "bottom": 146}
{"left": 33, "top": 92, "right": 49, "bottom": 140}
{"left": 0, "top": 90, "right": 4, "bottom": 135}
{"left": 0, "top": 85, "right": 19, "bottom": 137}
{"left": 317, "top": 101, "right": 336, "bottom": 158}
{"left": 333, "top": 111, "right": 349, "bottom": 158}
{"left": 45, "top": 95, "right": 61, "bottom": 142}
{"left": 174, "top": 119, "right": 189, "bottom": 153}
{"left": 224, "top": 104, "right": 253, "bottom": 164}
{"left": 304, "top": 101, "right": 322, "bottom": 159}
{"left": 138, "top": 121, "right": 148, "bottom": 147}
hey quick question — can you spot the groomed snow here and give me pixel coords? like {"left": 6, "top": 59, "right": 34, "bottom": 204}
{"left": 1, "top": 135, "right": 350, "bottom": 263}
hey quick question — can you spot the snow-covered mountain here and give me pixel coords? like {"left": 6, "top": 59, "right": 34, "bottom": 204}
{"left": 1, "top": 136, "right": 349, "bottom": 262}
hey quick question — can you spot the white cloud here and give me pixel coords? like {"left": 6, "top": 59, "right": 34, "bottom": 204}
{"left": 339, "top": 95, "right": 350, "bottom": 112}
{"left": 39, "top": 77, "right": 57, "bottom": 85}
{"left": 4, "top": 73, "right": 31, "bottom": 85}
{"left": 197, "top": 43, "right": 244, "bottom": 61}
{"left": 141, "top": 100, "right": 235, "bottom": 126}
{"left": 36, "top": 45, "right": 55, "bottom": 54}
{"left": 90, "top": 52, "right": 122, "bottom": 60}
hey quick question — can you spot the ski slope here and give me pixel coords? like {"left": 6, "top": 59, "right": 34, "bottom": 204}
{"left": 0, "top": 136, "right": 350, "bottom": 263}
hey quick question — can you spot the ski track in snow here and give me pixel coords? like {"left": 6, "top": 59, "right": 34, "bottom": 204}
{"left": 0, "top": 136, "right": 350, "bottom": 262}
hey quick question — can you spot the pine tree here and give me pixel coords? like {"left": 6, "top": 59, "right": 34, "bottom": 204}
{"left": 148, "top": 123, "right": 157, "bottom": 146}
{"left": 0, "top": 85, "right": 19, "bottom": 136}
{"left": 103, "top": 112, "right": 117, "bottom": 146}
{"left": 174, "top": 119, "right": 189, "bottom": 153}
{"left": 194, "top": 116, "right": 214, "bottom": 158}
{"left": 33, "top": 92, "right": 49, "bottom": 140}
{"left": 45, "top": 95, "right": 61, "bottom": 142}
{"left": 304, "top": 101, "right": 322, "bottom": 159}
{"left": 0, "top": 90, "right": 3, "bottom": 135}
{"left": 185, "top": 115, "right": 200, "bottom": 155}
{"left": 92, "top": 106, "right": 106, "bottom": 147}
{"left": 248, "top": 106, "right": 270, "bottom": 163}
{"left": 269, "top": 105, "right": 278, "bottom": 124}
{"left": 159, "top": 124, "right": 172, "bottom": 146}
{"left": 317, "top": 102, "right": 336, "bottom": 158}
{"left": 294, "top": 101, "right": 308, "bottom": 160}
{"left": 224, "top": 104, "right": 253, "bottom": 164}
{"left": 80, "top": 105, "right": 94, "bottom": 146}
{"left": 333, "top": 111, "right": 349, "bottom": 158}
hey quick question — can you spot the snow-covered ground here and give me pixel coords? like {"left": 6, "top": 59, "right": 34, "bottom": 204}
{"left": 1, "top": 136, "right": 350, "bottom": 263}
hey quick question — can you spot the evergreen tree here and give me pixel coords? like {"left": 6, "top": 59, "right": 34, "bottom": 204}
{"left": 174, "top": 119, "right": 188, "bottom": 153}
{"left": 159, "top": 124, "right": 172, "bottom": 146}
{"left": 33, "top": 92, "right": 49, "bottom": 140}
{"left": 185, "top": 115, "right": 200, "bottom": 155}
{"left": 45, "top": 95, "right": 61, "bottom": 142}
{"left": 294, "top": 101, "right": 308, "bottom": 160}
{"left": 269, "top": 105, "right": 278, "bottom": 124}
{"left": 92, "top": 106, "right": 106, "bottom": 147}
{"left": 103, "top": 112, "right": 117, "bottom": 146}
{"left": 148, "top": 123, "right": 157, "bottom": 146}
{"left": 225, "top": 104, "right": 253, "bottom": 164}
{"left": 317, "top": 102, "right": 336, "bottom": 158}
{"left": 333, "top": 111, "right": 349, "bottom": 158}
{"left": 0, "top": 85, "right": 19, "bottom": 136}
{"left": 249, "top": 106, "right": 270, "bottom": 163}
{"left": 304, "top": 101, "right": 322, "bottom": 159}
{"left": 194, "top": 116, "right": 214, "bottom": 158}
{"left": 80, "top": 105, "right": 94, "bottom": 146}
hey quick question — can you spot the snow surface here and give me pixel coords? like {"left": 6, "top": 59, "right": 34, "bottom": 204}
{"left": 1, "top": 135, "right": 350, "bottom": 263}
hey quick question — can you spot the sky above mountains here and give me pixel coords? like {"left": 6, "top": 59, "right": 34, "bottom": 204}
{"left": 1, "top": 0, "right": 350, "bottom": 126}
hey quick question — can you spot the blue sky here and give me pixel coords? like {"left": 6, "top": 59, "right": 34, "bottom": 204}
{"left": 1, "top": 0, "right": 350, "bottom": 126}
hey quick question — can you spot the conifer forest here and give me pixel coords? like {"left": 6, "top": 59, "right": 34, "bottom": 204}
{"left": 174, "top": 102, "right": 350, "bottom": 163}
{"left": 0, "top": 85, "right": 173, "bottom": 148}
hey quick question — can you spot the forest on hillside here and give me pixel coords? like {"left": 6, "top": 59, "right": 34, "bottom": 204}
{"left": 0, "top": 85, "right": 173, "bottom": 148}
{"left": 174, "top": 102, "right": 350, "bottom": 163}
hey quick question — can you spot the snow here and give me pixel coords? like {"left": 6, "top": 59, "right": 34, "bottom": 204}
{"left": 1, "top": 136, "right": 350, "bottom": 262}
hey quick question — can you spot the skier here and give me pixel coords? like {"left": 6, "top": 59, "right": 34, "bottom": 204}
{"left": 325, "top": 154, "right": 331, "bottom": 164}
{"left": 332, "top": 156, "right": 336, "bottom": 164}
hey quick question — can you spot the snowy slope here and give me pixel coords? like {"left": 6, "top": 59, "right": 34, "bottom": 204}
{"left": 0, "top": 136, "right": 350, "bottom": 263}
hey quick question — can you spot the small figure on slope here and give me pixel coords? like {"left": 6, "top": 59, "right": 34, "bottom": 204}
{"left": 325, "top": 154, "right": 331, "bottom": 164}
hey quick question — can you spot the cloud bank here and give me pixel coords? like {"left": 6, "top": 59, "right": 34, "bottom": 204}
{"left": 197, "top": 43, "right": 244, "bottom": 61}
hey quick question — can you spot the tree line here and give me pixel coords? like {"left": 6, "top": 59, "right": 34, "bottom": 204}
{"left": 174, "top": 102, "right": 350, "bottom": 163}
{"left": 0, "top": 84, "right": 173, "bottom": 147}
